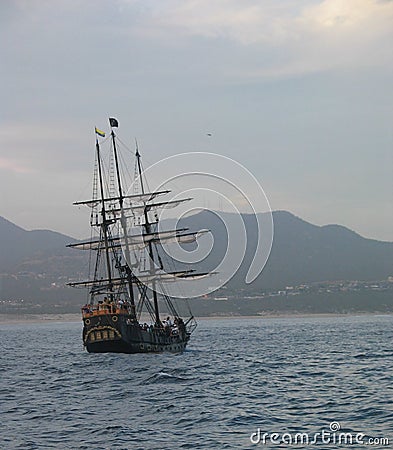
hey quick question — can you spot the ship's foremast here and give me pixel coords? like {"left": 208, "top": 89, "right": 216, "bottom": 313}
{"left": 95, "top": 138, "right": 114, "bottom": 299}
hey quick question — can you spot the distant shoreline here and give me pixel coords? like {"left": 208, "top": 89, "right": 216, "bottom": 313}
{"left": 0, "top": 313, "right": 81, "bottom": 324}
{"left": 1, "top": 311, "right": 392, "bottom": 325}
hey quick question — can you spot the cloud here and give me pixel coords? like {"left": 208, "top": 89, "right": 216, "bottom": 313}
{"left": 4, "top": 0, "right": 392, "bottom": 85}
{"left": 134, "top": 0, "right": 393, "bottom": 43}
{"left": 133, "top": 0, "right": 303, "bottom": 44}
{"left": 123, "top": 0, "right": 393, "bottom": 78}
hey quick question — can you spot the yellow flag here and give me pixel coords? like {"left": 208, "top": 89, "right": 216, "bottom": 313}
{"left": 95, "top": 127, "right": 105, "bottom": 138}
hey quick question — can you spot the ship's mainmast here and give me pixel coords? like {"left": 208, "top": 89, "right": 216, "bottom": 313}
{"left": 109, "top": 118, "right": 137, "bottom": 319}
{"left": 135, "top": 144, "right": 161, "bottom": 325}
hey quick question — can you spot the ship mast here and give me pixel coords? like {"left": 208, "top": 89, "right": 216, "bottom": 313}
{"left": 136, "top": 143, "right": 161, "bottom": 325}
{"left": 109, "top": 118, "right": 136, "bottom": 318}
{"left": 96, "top": 138, "right": 113, "bottom": 300}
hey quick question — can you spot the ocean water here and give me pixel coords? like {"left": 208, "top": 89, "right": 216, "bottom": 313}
{"left": 1, "top": 315, "right": 393, "bottom": 449}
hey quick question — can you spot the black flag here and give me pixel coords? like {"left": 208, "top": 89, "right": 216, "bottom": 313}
{"left": 109, "top": 117, "right": 119, "bottom": 128}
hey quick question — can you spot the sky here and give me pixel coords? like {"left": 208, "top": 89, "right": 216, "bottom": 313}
{"left": 1, "top": 0, "right": 392, "bottom": 241}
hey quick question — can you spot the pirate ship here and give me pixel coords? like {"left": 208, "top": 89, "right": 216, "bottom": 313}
{"left": 68, "top": 118, "right": 210, "bottom": 353}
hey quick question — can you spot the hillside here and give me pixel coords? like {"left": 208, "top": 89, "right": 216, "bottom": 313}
{"left": 176, "top": 210, "right": 393, "bottom": 290}
{"left": 0, "top": 216, "right": 77, "bottom": 272}
{"left": 0, "top": 212, "right": 392, "bottom": 314}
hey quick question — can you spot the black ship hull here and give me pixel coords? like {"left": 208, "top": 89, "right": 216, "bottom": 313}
{"left": 83, "top": 313, "right": 190, "bottom": 354}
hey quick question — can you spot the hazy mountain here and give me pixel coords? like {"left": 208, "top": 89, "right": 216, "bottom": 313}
{"left": 176, "top": 210, "right": 393, "bottom": 290}
{"left": 0, "top": 216, "right": 76, "bottom": 272}
{"left": 0, "top": 212, "right": 392, "bottom": 314}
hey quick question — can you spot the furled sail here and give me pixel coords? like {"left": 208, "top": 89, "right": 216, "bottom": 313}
{"left": 106, "top": 197, "right": 193, "bottom": 219}
{"left": 68, "top": 269, "right": 212, "bottom": 291}
{"left": 73, "top": 190, "right": 170, "bottom": 207}
{"left": 67, "top": 228, "right": 209, "bottom": 251}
